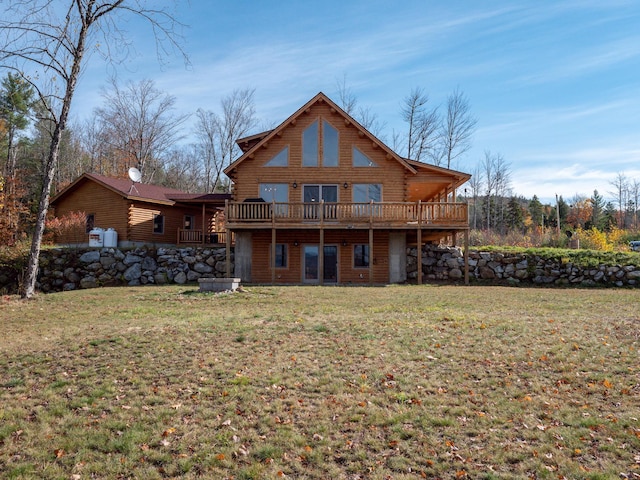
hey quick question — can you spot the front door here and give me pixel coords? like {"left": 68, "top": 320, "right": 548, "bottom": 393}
{"left": 303, "top": 245, "right": 338, "bottom": 283}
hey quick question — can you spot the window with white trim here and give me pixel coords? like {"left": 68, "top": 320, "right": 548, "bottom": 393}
{"left": 354, "top": 244, "right": 370, "bottom": 268}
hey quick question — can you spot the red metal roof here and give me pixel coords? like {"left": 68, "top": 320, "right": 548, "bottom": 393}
{"left": 51, "top": 173, "right": 234, "bottom": 207}
{"left": 83, "top": 173, "right": 187, "bottom": 202}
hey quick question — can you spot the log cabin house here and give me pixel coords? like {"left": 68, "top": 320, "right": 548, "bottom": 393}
{"left": 50, "top": 173, "right": 230, "bottom": 246}
{"left": 223, "top": 92, "right": 471, "bottom": 285}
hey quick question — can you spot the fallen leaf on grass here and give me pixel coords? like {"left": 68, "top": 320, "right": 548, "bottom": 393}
{"left": 162, "top": 428, "right": 176, "bottom": 437}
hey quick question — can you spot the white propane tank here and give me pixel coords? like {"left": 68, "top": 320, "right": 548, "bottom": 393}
{"left": 88, "top": 227, "right": 104, "bottom": 247}
{"left": 103, "top": 228, "right": 118, "bottom": 247}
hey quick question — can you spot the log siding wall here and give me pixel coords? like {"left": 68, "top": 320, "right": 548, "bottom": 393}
{"left": 52, "top": 182, "right": 129, "bottom": 244}
{"left": 230, "top": 103, "right": 406, "bottom": 203}
{"left": 249, "top": 230, "right": 390, "bottom": 284}
{"left": 53, "top": 181, "right": 203, "bottom": 245}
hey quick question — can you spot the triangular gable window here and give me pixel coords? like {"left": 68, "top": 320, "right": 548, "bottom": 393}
{"left": 353, "top": 147, "right": 378, "bottom": 167}
{"left": 264, "top": 146, "right": 289, "bottom": 167}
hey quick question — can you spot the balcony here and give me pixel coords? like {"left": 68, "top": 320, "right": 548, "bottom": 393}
{"left": 177, "top": 229, "right": 233, "bottom": 245}
{"left": 225, "top": 201, "right": 468, "bottom": 230}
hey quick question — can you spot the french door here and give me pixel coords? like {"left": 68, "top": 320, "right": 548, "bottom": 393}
{"left": 303, "top": 185, "right": 338, "bottom": 219}
{"left": 303, "top": 245, "right": 338, "bottom": 283}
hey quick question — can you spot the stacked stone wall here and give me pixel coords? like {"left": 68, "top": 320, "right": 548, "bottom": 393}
{"left": 32, "top": 246, "right": 233, "bottom": 293}
{"left": 408, "top": 245, "right": 640, "bottom": 287}
{"left": 2, "top": 244, "right": 639, "bottom": 293}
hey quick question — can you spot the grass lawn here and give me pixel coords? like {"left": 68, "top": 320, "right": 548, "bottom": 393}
{"left": 1, "top": 285, "right": 639, "bottom": 479}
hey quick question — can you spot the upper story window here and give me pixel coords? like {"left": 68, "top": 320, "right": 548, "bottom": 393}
{"left": 259, "top": 183, "right": 289, "bottom": 216}
{"left": 264, "top": 146, "right": 289, "bottom": 167}
{"left": 353, "top": 184, "right": 382, "bottom": 203}
{"left": 303, "top": 121, "right": 319, "bottom": 166}
{"left": 302, "top": 119, "right": 339, "bottom": 167}
{"left": 259, "top": 183, "right": 289, "bottom": 203}
{"left": 322, "top": 121, "right": 338, "bottom": 167}
{"left": 353, "top": 147, "right": 378, "bottom": 167}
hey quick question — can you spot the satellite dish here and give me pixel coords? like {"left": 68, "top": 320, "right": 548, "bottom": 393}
{"left": 128, "top": 167, "right": 142, "bottom": 183}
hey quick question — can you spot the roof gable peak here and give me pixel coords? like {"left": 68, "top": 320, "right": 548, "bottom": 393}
{"left": 224, "top": 92, "right": 417, "bottom": 176}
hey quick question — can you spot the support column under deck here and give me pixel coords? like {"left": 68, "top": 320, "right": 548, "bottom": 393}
{"left": 319, "top": 228, "right": 325, "bottom": 286}
{"left": 369, "top": 228, "right": 374, "bottom": 285}
{"left": 464, "top": 229, "right": 469, "bottom": 286}
{"left": 417, "top": 228, "right": 422, "bottom": 285}
{"left": 271, "top": 227, "right": 276, "bottom": 285}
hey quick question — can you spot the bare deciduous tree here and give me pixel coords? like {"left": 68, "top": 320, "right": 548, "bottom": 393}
{"left": 481, "top": 150, "right": 510, "bottom": 230}
{"left": 94, "top": 78, "right": 188, "bottom": 183}
{"left": 400, "top": 87, "right": 440, "bottom": 163}
{"left": 609, "top": 172, "right": 628, "bottom": 228}
{"left": 466, "top": 164, "right": 483, "bottom": 230}
{"left": 441, "top": 87, "right": 477, "bottom": 169}
{"left": 630, "top": 179, "right": 640, "bottom": 230}
{"left": 194, "top": 88, "right": 257, "bottom": 193}
{"left": 335, "top": 74, "right": 357, "bottom": 117}
{"left": 0, "top": 0, "right": 186, "bottom": 298}
{"left": 334, "top": 75, "right": 386, "bottom": 138}
{"left": 156, "top": 145, "right": 202, "bottom": 192}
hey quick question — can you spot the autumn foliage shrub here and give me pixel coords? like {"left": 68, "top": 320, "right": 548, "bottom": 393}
{"left": 44, "top": 211, "right": 87, "bottom": 245}
{"left": 574, "top": 227, "right": 613, "bottom": 251}
{"left": 471, "top": 226, "right": 637, "bottom": 251}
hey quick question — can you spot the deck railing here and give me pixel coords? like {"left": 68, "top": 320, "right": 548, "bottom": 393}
{"left": 177, "top": 229, "right": 233, "bottom": 245}
{"left": 226, "top": 201, "right": 468, "bottom": 227}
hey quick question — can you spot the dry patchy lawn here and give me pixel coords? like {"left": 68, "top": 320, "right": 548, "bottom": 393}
{"left": 1, "top": 285, "right": 639, "bottom": 479}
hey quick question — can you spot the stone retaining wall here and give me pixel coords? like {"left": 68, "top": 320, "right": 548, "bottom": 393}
{"left": 2, "top": 244, "right": 639, "bottom": 293}
{"left": 34, "top": 246, "right": 233, "bottom": 293}
{"left": 409, "top": 244, "right": 640, "bottom": 287}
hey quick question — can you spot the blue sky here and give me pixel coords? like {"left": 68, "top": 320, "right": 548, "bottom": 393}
{"left": 72, "top": 0, "right": 640, "bottom": 204}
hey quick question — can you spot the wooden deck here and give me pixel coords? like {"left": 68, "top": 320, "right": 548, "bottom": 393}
{"left": 176, "top": 229, "right": 233, "bottom": 245}
{"left": 225, "top": 201, "right": 468, "bottom": 230}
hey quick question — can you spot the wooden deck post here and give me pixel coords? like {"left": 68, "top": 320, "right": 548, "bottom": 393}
{"left": 225, "top": 199, "right": 231, "bottom": 278}
{"left": 271, "top": 200, "right": 276, "bottom": 285}
{"left": 464, "top": 228, "right": 470, "bottom": 285}
{"left": 319, "top": 200, "right": 324, "bottom": 286}
{"left": 201, "top": 203, "right": 206, "bottom": 245}
{"left": 417, "top": 200, "right": 422, "bottom": 285}
{"left": 369, "top": 227, "right": 374, "bottom": 285}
